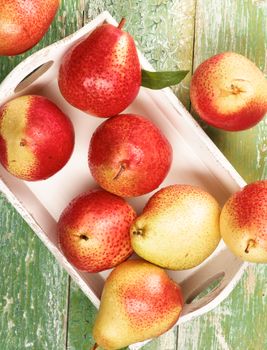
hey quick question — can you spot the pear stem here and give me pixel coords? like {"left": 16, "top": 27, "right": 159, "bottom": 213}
{"left": 91, "top": 343, "right": 98, "bottom": 350}
{"left": 245, "top": 239, "right": 256, "bottom": 253}
{"left": 113, "top": 162, "right": 126, "bottom": 180}
{"left": 118, "top": 18, "right": 126, "bottom": 30}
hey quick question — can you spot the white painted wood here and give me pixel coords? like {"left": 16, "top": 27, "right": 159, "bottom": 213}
{"left": 0, "top": 11, "right": 248, "bottom": 350}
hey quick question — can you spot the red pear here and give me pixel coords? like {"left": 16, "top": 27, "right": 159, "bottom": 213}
{"left": 220, "top": 180, "right": 267, "bottom": 262}
{"left": 0, "top": 0, "right": 59, "bottom": 56}
{"left": 57, "top": 189, "right": 136, "bottom": 272}
{"left": 58, "top": 19, "right": 141, "bottom": 117}
{"left": 190, "top": 52, "right": 267, "bottom": 131}
{"left": 93, "top": 260, "right": 183, "bottom": 350}
{"left": 0, "top": 95, "right": 74, "bottom": 181}
{"left": 88, "top": 114, "right": 172, "bottom": 197}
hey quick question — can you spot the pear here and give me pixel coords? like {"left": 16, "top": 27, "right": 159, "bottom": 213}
{"left": 0, "top": 95, "right": 74, "bottom": 180}
{"left": 0, "top": 0, "right": 59, "bottom": 55}
{"left": 58, "top": 19, "right": 141, "bottom": 117}
{"left": 220, "top": 180, "right": 267, "bottom": 262}
{"left": 130, "top": 184, "right": 221, "bottom": 270}
{"left": 190, "top": 52, "right": 267, "bottom": 131}
{"left": 88, "top": 113, "right": 172, "bottom": 197}
{"left": 92, "top": 260, "right": 183, "bottom": 350}
{"left": 57, "top": 189, "right": 136, "bottom": 272}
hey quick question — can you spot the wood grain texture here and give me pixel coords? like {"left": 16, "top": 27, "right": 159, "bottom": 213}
{"left": 178, "top": 0, "right": 267, "bottom": 349}
{"left": 178, "top": 265, "right": 267, "bottom": 350}
{"left": 0, "top": 194, "right": 68, "bottom": 350}
{"left": 66, "top": 283, "right": 97, "bottom": 350}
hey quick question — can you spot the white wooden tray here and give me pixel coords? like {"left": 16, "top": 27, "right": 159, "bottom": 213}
{"left": 0, "top": 11, "right": 247, "bottom": 350}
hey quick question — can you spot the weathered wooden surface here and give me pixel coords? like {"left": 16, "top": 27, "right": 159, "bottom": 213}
{"left": 0, "top": 0, "right": 266, "bottom": 349}
{"left": 0, "top": 195, "right": 68, "bottom": 350}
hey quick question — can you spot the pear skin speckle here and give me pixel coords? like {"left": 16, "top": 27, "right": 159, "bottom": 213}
{"left": 131, "top": 184, "right": 221, "bottom": 270}
{"left": 0, "top": 0, "right": 59, "bottom": 55}
{"left": 190, "top": 52, "right": 267, "bottom": 131}
{"left": 58, "top": 23, "right": 141, "bottom": 117}
{"left": 0, "top": 95, "right": 74, "bottom": 180}
{"left": 88, "top": 114, "right": 172, "bottom": 197}
{"left": 57, "top": 189, "right": 136, "bottom": 272}
{"left": 220, "top": 180, "right": 267, "bottom": 262}
{"left": 93, "top": 260, "right": 183, "bottom": 350}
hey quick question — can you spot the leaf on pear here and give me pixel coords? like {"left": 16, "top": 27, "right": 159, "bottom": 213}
{"left": 141, "top": 69, "right": 189, "bottom": 90}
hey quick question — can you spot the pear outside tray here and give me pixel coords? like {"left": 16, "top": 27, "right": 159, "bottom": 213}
{"left": 0, "top": 11, "right": 247, "bottom": 350}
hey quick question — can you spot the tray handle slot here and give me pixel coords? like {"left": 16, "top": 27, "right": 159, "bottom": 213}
{"left": 185, "top": 271, "right": 225, "bottom": 305}
{"left": 14, "top": 60, "right": 54, "bottom": 93}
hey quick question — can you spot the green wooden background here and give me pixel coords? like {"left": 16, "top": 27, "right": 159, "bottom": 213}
{"left": 0, "top": 0, "right": 266, "bottom": 349}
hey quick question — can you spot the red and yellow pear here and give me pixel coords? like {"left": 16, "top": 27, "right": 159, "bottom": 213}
{"left": 93, "top": 260, "right": 183, "bottom": 350}
{"left": 88, "top": 114, "right": 172, "bottom": 197}
{"left": 220, "top": 180, "right": 267, "bottom": 262}
{"left": 190, "top": 52, "right": 267, "bottom": 131}
{"left": 131, "top": 184, "right": 221, "bottom": 270}
{"left": 0, "top": 95, "right": 74, "bottom": 181}
{"left": 0, "top": 0, "right": 59, "bottom": 55}
{"left": 57, "top": 189, "right": 136, "bottom": 272}
{"left": 58, "top": 19, "right": 141, "bottom": 117}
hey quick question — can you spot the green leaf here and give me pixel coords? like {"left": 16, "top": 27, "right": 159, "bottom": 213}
{"left": 141, "top": 69, "right": 189, "bottom": 89}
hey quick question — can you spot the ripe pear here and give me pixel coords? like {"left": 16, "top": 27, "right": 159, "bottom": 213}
{"left": 58, "top": 19, "right": 141, "bottom": 117}
{"left": 93, "top": 260, "right": 183, "bottom": 350}
{"left": 220, "top": 180, "right": 267, "bottom": 262}
{"left": 190, "top": 52, "right": 267, "bottom": 131}
{"left": 0, "top": 95, "right": 74, "bottom": 180}
{"left": 130, "top": 184, "right": 221, "bottom": 270}
{"left": 88, "top": 113, "right": 172, "bottom": 197}
{"left": 0, "top": 0, "right": 59, "bottom": 55}
{"left": 57, "top": 189, "right": 136, "bottom": 272}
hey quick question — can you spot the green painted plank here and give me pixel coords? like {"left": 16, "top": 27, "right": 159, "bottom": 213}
{"left": 178, "top": 265, "right": 267, "bottom": 350}
{"left": 66, "top": 283, "right": 97, "bottom": 350}
{"left": 178, "top": 0, "right": 267, "bottom": 349}
{"left": 141, "top": 329, "right": 178, "bottom": 350}
{"left": 65, "top": 1, "right": 196, "bottom": 350}
{"left": 0, "top": 194, "right": 68, "bottom": 350}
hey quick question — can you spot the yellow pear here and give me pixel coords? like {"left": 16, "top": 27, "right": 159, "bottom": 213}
{"left": 130, "top": 184, "right": 221, "bottom": 270}
{"left": 92, "top": 260, "right": 183, "bottom": 350}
